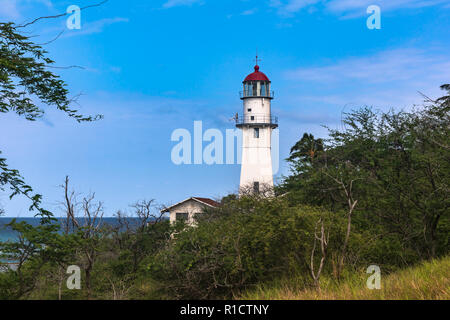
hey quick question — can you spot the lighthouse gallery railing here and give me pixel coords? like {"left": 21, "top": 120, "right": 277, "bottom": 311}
{"left": 235, "top": 115, "right": 278, "bottom": 128}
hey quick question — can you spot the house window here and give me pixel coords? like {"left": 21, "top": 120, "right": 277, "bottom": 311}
{"left": 254, "top": 128, "right": 260, "bottom": 138}
{"left": 253, "top": 182, "right": 260, "bottom": 194}
{"left": 176, "top": 212, "right": 189, "bottom": 222}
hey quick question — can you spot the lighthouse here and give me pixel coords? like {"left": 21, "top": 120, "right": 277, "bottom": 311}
{"left": 236, "top": 58, "right": 278, "bottom": 195}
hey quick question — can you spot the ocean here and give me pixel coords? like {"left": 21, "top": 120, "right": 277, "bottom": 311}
{"left": 0, "top": 217, "right": 149, "bottom": 243}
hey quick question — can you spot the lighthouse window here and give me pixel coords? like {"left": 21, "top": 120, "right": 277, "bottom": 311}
{"left": 248, "top": 108, "right": 252, "bottom": 112}
{"left": 254, "top": 128, "right": 260, "bottom": 138}
{"left": 261, "top": 82, "right": 266, "bottom": 96}
{"left": 251, "top": 116, "right": 255, "bottom": 121}
{"left": 252, "top": 82, "right": 257, "bottom": 96}
{"left": 247, "top": 83, "right": 253, "bottom": 96}
{"left": 253, "top": 182, "right": 260, "bottom": 194}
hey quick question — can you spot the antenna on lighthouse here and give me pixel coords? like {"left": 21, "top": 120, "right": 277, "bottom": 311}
{"left": 254, "top": 50, "right": 261, "bottom": 66}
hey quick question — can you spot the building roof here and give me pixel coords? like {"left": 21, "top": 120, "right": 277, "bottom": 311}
{"left": 161, "top": 197, "right": 220, "bottom": 213}
{"left": 243, "top": 65, "right": 270, "bottom": 82}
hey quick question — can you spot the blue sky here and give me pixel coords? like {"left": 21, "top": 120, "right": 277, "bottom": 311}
{"left": 0, "top": 0, "right": 449, "bottom": 217}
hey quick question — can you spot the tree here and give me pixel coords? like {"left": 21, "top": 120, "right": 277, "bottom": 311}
{"left": 0, "top": 15, "right": 104, "bottom": 298}
{"left": 288, "top": 133, "right": 324, "bottom": 165}
{"left": 114, "top": 200, "right": 166, "bottom": 273}
{"left": 283, "top": 85, "right": 450, "bottom": 266}
{"left": 1, "top": 19, "right": 102, "bottom": 219}
{"left": 103, "top": 201, "right": 170, "bottom": 299}
{"left": 278, "top": 133, "right": 323, "bottom": 202}
{"left": 0, "top": 217, "right": 78, "bottom": 299}
{"left": 309, "top": 218, "right": 329, "bottom": 288}
{"left": 62, "top": 177, "right": 104, "bottom": 299}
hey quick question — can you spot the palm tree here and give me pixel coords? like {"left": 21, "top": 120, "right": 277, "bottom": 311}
{"left": 288, "top": 133, "right": 324, "bottom": 164}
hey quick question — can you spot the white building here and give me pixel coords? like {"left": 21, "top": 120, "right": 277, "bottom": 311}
{"left": 236, "top": 59, "right": 278, "bottom": 194}
{"left": 162, "top": 197, "right": 220, "bottom": 225}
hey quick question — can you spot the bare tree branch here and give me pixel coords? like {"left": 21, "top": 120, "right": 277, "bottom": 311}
{"left": 17, "top": 1, "right": 109, "bottom": 28}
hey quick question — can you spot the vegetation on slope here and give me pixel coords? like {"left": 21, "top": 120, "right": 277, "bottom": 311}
{"left": 240, "top": 255, "right": 450, "bottom": 300}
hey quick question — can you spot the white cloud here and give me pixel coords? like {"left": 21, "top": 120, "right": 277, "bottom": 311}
{"left": 0, "top": 0, "right": 21, "bottom": 19}
{"left": 225, "top": 8, "right": 257, "bottom": 19}
{"left": 162, "top": 0, "right": 204, "bottom": 9}
{"left": 285, "top": 48, "right": 450, "bottom": 84}
{"left": 0, "top": 0, "right": 53, "bottom": 20}
{"left": 271, "top": 0, "right": 450, "bottom": 17}
{"left": 241, "top": 8, "right": 257, "bottom": 15}
{"left": 327, "top": 0, "right": 450, "bottom": 17}
{"left": 62, "top": 17, "right": 129, "bottom": 38}
{"left": 283, "top": 48, "right": 450, "bottom": 110}
{"left": 270, "top": 0, "right": 321, "bottom": 16}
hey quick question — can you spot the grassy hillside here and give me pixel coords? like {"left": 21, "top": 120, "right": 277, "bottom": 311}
{"left": 240, "top": 256, "right": 450, "bottom": 300}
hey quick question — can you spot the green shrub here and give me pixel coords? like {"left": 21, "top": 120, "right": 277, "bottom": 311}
{"left": 148, "top": 197, "right": 343, "bottom": 299}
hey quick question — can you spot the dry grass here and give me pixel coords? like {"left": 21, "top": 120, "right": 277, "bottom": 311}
{"left": 240, "top": 256, "right": 450, "bottom": 300}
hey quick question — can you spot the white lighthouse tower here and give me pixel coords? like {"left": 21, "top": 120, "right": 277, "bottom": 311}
{"left": 236, "top": 58, "right": 278, "bottom": 194}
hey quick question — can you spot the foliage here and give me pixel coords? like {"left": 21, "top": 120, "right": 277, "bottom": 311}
{"left": 280, "top": 85, "right": 450, "bottom": 262}
{"left": 148, "top": 196, "right": 348, "bottom": 299}
{"left": 241, "top": 255, "right": 450, "bottom": 300}
{"left": 0, "top": 22, "right": 102, "bottom": 218}
{"left": 0, "top": 20, "right": 102, "bottom": 299}
{"left": 0, "top": 220, "right": 79, "bottom": 299}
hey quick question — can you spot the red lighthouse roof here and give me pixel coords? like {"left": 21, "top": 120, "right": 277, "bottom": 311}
{"left": 243, "top": 64, "right": 270, "bottom": 82}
